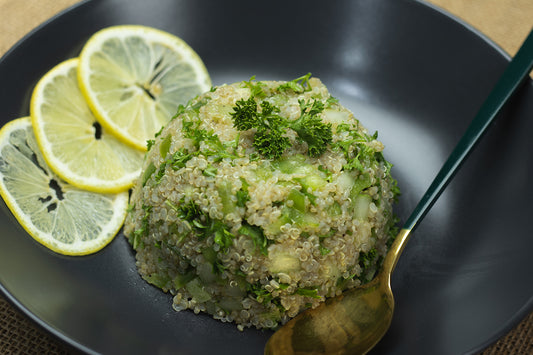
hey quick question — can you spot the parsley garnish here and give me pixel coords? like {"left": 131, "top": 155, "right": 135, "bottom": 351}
{"left": 242, "top": 76, "right": 267, "bottom": 98}
{"left": 277, "top": 73, "right": 312, "bottom": 93}
{"left": 291, "top": 99, "right": 332, "bottom": 157}
{"left": 230, "top": 87, "right": 332, "bottom": 159}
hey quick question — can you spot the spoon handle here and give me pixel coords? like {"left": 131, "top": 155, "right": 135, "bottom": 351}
{"left": 403, "top": 29, "right": 533, "bottom": 232}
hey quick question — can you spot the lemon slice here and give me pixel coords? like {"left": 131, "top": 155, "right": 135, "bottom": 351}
{"left": 0, "top": 117, "right": 128, "bottom": 255}
{"left": 31, "top": 58, "right": 145, "bottom": 193}
{"left": 78, "top": 25, "right": 212, "bottom": 150}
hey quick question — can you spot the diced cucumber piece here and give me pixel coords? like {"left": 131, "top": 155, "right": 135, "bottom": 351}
{"left": 145, "top": 273, "right": 171, "bottom": 289}
{"left": 215, "top": 104, "right": 235, "bottom": 117}
{"left": 274, "top": 155, "right": 327, "bottom": 191}
{"left": 198, "top": 262, "right": 218, "bottom": 284}
{"left": 173, "top": 271, "right": 196, "bottom": 289}
{"left": 226, "top": 281, "right": 247, "bottom": 297}
{"left": 274, "top": 154, "right": 309, "bottom": 174}
{"left": 335, "top": 171, "right": 355, "bottom": 192}
{"left": 323, "top": 109, "right": 351, "bottom": 125}
{"left": 217, "top": 180, "right": 236, "bottom": 214}
{"left": 268, "top": 251, "right": 301, "bottom": 273}
{"left": 327, "top": 201, "right": 342, "bottom": 216}
{"left": 321, "top": 262, "right": 341, "bottom": 279}
{"left": 297, "top": 174, "right": 326, "bottom": 191}
{"left": 142, "top": 161, "right": 156, "bottom": 186}
{"left": 264, "top": 213, "right": 290, "bottom": 235}
{"left": 185, "top": 278, "right": 212, "bottom": 302}
{"left": 202, "top": 247, "right": 217, "bottom": 264}
{"left": 288, "top": 189, "right": 306, "bottom": 212}
{"left": 160, "top": 134, "right": 172, "bottom": 159}
{"left": 270, "top": 94, "right": 289, "bottom": 107}
{"left": 353, "top": 194, "right": 372, "bottom": 220}
{"left": 266, "top": 206, "right": 320, "bottom": 235}
{"left": 286, "top": 207, "right": 320, "bottom": 231}
{"left": 254, "top": 165, "right": 273, "bottom": 180}
{"left": 218, "top": 297, "right": 244, "bottom": 312}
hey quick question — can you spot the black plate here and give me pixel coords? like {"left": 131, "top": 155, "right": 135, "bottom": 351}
{"left": 1, "top": 0, "right": 532, "bottom": 354}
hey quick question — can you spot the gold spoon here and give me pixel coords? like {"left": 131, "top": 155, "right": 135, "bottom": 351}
{"left": 264, "top": 28, "right": 533, "bottom": 355}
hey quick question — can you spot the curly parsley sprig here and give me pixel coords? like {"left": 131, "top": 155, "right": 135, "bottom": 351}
{"left": 230, "top": 76, "right": 332, "bottom": 159}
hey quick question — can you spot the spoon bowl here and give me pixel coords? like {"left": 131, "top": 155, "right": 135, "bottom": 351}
{"left": 265, "top": 230, "right": 410, "bottom": 355}
{"left": 265, "top": 28, "right": 533, "bottom": 355}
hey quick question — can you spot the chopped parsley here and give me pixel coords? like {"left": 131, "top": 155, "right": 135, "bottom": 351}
{"left": 358, "top": 248, "right": 380, "bottom": 283}
{"left": 242, "top": 76, "right": 267, "bottom": 98}
{"left": 277, "top": 73, "right": 312, "bottom": 93}
{"left": 236, "top": 178, "right": 250, "bottom": 207}
{"left": 130, "top": 204, "right": 152, "bottom": 249}
{"left": 202, "top": 165, "right": 218, "bottom": 177}
{"left": 238, "top": 222, "right": 270, "bottom": 255}
{"left": 294, "top": 287, "right": 321, "bottom": 299}
{"left": 170, "top": 148, "right": 193, "bottom": 170}
{"left": 168, "top": 199, "right": 235, "bottom": 253}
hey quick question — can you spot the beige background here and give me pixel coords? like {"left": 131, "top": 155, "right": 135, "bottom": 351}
{"left": 0, "top": 0, "right": 532, "bottom": 354}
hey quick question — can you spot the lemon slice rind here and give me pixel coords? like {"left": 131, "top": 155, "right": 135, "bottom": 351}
{"left": 30, "top": 58, "right": 144, "bottom": 194}
{"left": 78, "top": 25, "right": 212, "bottom": 150}
{"left": 0, "top": 117, "right": 128, "bottom": 256}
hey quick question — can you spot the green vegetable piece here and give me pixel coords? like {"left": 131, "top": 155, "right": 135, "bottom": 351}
{"left": 214, "top": 228, "right": 235, "bottom": 251}
{"left": 202, "top": 247, "right": 217, "bottom": 264}
{"left": 185, "top": 278, "right": 211, "bottom": 302}
{"left": 202, "top": 165, "right": 218, "bottom": 177}
{"left": 170, "top": 148, "right": 192, "bottom": 170}
{"left": 277, "top": 73, "right": 312, "bottom": 93}
{"left": 173, "top": 271, "right": 196, "bottom": 289}
{"left": 288, "top": 189, "right": 306, "bottom": 212}
{"left": 177, "top": 200, "right": 203, "bottom": 221}
{"left": 236, "top": 178, "right": 250, "bottom": 207}
{"left": 146, "top": 139, "right": 155, "bottom": 151}
{"left": 263, "top": 213, "right": 290, "bottom": 235}
{"left": 191, "top": 96, "right": 211, "bottom": 112}
{"left": 351, "top": 173, "right": 372, "bottom": 196}
{"left": 217, "top": 180, "right": 236, "bottom": 214}
{"left": 353, "top": 194, "right": 372, "bottom": 220}
{"left": 274, "top": 154, "right": 308, "bottom": 174}
{"left": 289, "top": 99, "right": 332, "bottom": 157}
{"left": 160, "top": 134, "right": 172, "bottom": 159}
{"left": 253, "top": 129, "right": 291, "bottom": 159}
{"left": 242, "top": 76, "right": 267, "bottom": 98}
{"left": 155, "top": 162, "right": 167, "bottom": 184}
{"left": 297, "top": 174, "right": 327, "bottom": 191}
{"left": 145, "top": 273, "right": 171, "bottom": 289}
{"left": 268, "top": 251, "right": 301, "bottom": 273}
{"left": 327, "top": 201, "right": 342, "bottom": 216}
{"left": 239, "top": 223, "right": 269, "bottom": 255}
{"left": 295, "top": 287, "right": 321, "bottom": 299}
{"left": 358, "top": 248, "right": 379, "bottom": 283}
{"left": 319, "top": 245, "right": 331, "bottom": 255}
{"left": 288, "top": 207, "right": 317, "bottom": 227}
{"left": 142, "top": 161, "right": 156, "bottom": 186}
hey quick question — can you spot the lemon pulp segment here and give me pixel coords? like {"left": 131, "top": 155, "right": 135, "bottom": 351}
{"left": 78, "top": 25, "right": 211, "bottom": 150}
{"left": 31, "top": 58, "right": 144, "bottom": 193}
{"left": 0, "top": 118, "right": 128, "bottom": 255}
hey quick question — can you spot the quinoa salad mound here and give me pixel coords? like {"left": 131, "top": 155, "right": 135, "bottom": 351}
{"left": 124, "top": 75, "right": 400, "bottom": 330}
